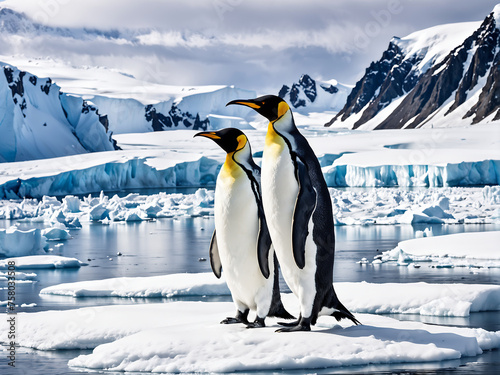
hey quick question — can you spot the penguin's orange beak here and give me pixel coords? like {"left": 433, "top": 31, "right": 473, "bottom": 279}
{"left": 226, "top": 99, "right": 261, "bottom": 109}
{"left": 194, "top": 131, "right": 221, "bottom": 140}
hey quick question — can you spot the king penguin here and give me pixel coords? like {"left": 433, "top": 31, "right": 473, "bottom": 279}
{"left": 227, "top": 96, "right": 359, "bottom": 332}
{"left": 194, "top": 128, "right": 293, "bottom": 328}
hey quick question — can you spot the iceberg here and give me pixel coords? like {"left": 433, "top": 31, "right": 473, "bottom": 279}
{"left": 0, "top": 227, "right": 46, "bottom": 257}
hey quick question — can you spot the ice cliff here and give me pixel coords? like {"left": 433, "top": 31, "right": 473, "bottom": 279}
{"left": 0, "top": 63, "right": 117, "bottom": 162}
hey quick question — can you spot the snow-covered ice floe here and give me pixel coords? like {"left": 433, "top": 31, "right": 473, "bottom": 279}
{"left": 0, "top": 186, "right": 499, "bottom": 230}
{"left": 0, "top": 270, "right": 36, "bottom": 282}
{"left": 40, "top": 273, "right": 500, "bottom": 317}
{"left": 380, "top": 231, "right": 500, "bottom": 268}
{"left": 0, "top": 299, "right": 498, "bottom": 372}
{"left": 40, "top": 273, "right": 229, "bottom": 298}
{"left": 0, "top": 255, "right": 85, "bottom": 269}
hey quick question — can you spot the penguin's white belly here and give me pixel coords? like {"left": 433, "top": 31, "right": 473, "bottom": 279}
{"left": 262, "top": 144, "right": 317, "bottom": 316}
{"left": 215, "top": 172, "right": 272, "bottom": 312}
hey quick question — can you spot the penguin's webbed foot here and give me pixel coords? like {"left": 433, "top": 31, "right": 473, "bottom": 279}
{"left": 221, "top": 309, "right": 249, "bottom": 325}
{"left": 275, "top": 316, "right": 311, "bottom": 332}
{"left": 277, "top": 315, "right": 301, "bottom": 327}
{"left": 275, "top": 324, "right": 311, "bottom": 332}
{"left": 221, "top": 317, "right": 245, "bottom": 324}
{"left": 246, "top": 317, "right": 265, "bottom": 329}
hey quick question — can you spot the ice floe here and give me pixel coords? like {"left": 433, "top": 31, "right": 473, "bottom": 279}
{"left": 40, "top": 273, "right": 500, "bottom": 317}
{"left": 40, "top": 273, "right": 229, "bottom": 298}
{"left": 0, "top": 300, "right": 498, "bottom": 372}
{"left": 0, "top": 255, "right": 86, "bottom": 269}
{"left": 379, "top": 231, "right": 500, "bottom": 268}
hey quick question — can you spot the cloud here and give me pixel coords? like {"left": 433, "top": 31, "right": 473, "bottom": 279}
{"left": 1, "top": 0, "right": 499, "bottom": 93}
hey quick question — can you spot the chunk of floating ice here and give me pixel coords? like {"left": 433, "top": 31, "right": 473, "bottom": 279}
{"left": 0, "top": 227, "right": 47, "bottom": 257}
{"left": 42, "top": 227, "right": 71, "bottom": 241}
{"left": 0, "top": 255, "right": 86, "bottom": 269}
{"left": 356, "top": 257, "right": 370, "bottom": 264}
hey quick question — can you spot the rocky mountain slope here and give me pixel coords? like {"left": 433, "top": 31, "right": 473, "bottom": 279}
{"left": 327, "top": 6, "right": 500, "bottom": 130}
{"left": 278, "top": 74, "right": 351, "bottom": 113}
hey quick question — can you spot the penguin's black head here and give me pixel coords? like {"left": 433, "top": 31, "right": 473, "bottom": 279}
{"left": 194, "top": 128, "right": 247, "bottom": 154}
{"left": 227, "top": 95, "right": 289, "bottom": 122}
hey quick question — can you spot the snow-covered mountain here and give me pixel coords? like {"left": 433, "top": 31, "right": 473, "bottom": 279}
{"left": 0, "top": 7, "right": 257, "bottom": 136}
{"left": 278, "top": 74, "right": 351, "bottom": 114}
{"left": 327, "top": 6, "right": 500, "bottom": 130}
{"left": 0, "top": 63, "right": 117, "bottom": 162}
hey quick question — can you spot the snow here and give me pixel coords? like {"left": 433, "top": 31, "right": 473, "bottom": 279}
{"left": 0, "top": 300, "right": 497, "bottom": 372}
{"left": 384, "top": 231, "right": 500, "bottom": 262}
{"left": 0, "top": 255, "right": 85, "bottom": 269}
{"left": 40, "top": 273, "right": 230, "bottom": 298}
{"left": 339, "top": 282, "right": 500, "bottom": 317}
{"left": 39, "top": 272, "right": 500, "bottom": 318}
{"left": 394, "top": 21, "right": 481, "bottom": 75}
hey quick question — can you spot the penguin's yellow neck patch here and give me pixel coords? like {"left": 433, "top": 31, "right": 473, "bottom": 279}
{"left": 277, "top": 101, "right": 289, "bottom": 119}
{"left": 221, "top": 152, "right": 243, "bottom": 180}
{"left": 221, "top": 135, "right": 246, "bottom": 179}
{"left": 265, "top": 121, "right": 286, "bottom": 151}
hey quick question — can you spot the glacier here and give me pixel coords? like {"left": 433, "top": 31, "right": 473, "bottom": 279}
{"left": 0, "top": 125, "right": 498, "bottom": 197}
{"left": 0, "top": 63, "right": 116, "bottom": 162}
{"left": 324, "top": 159, "right": 500, "bottom": 187}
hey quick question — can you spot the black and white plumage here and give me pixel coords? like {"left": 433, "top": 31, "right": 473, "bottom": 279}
{"left": 227, "top": 96, "right": 359, "bottom": 332}
{"left": 194, "top": 128, "right": 293, "bottom": 328}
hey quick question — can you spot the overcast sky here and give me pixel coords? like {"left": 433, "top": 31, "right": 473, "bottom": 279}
{"left": 2, "top": 0, "right": 499, "bottom": 93}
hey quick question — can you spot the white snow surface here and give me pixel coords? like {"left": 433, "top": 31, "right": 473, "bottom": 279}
{"left": 39, "top": 272, "right": 500, "bottom": 317}
{"left": 0, "top": 298, "right": 498, "bottom": 372}
{"left": 393, "top": 21, "right": 481, "bottom": 75}
{"left": 0, "top": 125, "right": 498, "bottom": 197}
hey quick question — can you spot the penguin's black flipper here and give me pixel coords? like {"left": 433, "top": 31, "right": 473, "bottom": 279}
{"left": 292, "top": 157, "right": 316, "bottom": 269}
{"left": 209, "top": 230, "right": 222, "bottom": 278}
{"left": 256, "top": 209, "right": 272, "bottom": 279}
